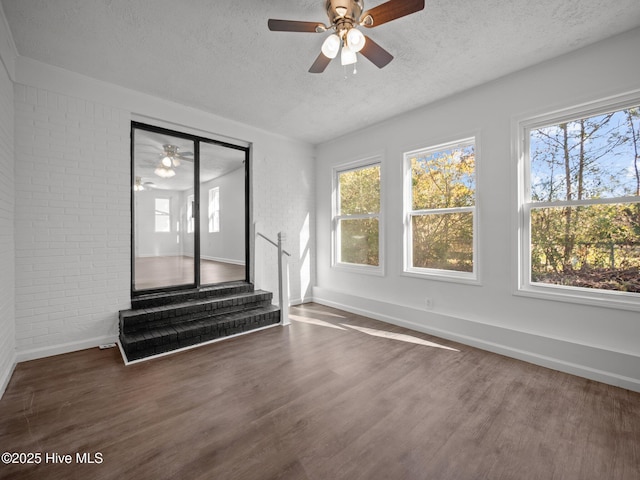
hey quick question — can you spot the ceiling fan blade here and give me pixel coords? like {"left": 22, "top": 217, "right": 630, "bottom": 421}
{"left": 268, "top": 19, "right": 323, "bottom": 33}
{"left": 361, "top": 0, "right": 425, "bottom": 28}
{"left": 360, "top": 36, "right": 393, "bottom": 68}
{"left": 309, "top": 52, "right": 332, "bottom": 73}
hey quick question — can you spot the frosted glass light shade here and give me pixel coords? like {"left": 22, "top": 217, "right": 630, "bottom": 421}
{"left": 154, "top": 166, "right": 176, "bottom": 178}
{"left": 346, "top": 28, "right": 365, "bottom": 52}
{"left": 341, "top": 45, "right": 357, "bottom": 65}
{"left": 321, "top": 34, "right": 341, "bottom": 59}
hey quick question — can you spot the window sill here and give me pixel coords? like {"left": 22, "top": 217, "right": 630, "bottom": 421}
{"left": 402, "top": 268, "right": 480, "bottom": 285}
{"left": 516, "top": 283, "right": 640, "bottom": 312}
{"left": 332, "top": 262, "right": 385, "bottom": 277}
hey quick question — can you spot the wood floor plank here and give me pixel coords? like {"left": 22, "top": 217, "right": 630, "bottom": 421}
{"left": 1, "top": 303, "right": 639, "bottom": 479}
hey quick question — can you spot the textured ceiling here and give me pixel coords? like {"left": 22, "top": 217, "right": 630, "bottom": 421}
{"left": 2, "top": 0, "right": 640, "bottom": 144}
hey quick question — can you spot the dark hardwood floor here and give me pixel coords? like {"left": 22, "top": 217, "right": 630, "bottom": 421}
{"left": 1, "top": 303, "right": 639, "bottom": 480}
{"left": 134, "top": 256, "right": 245, "bottom": 289}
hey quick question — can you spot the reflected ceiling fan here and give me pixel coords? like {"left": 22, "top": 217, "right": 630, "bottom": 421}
{"left": 154, "top": 144, "right": 193, "bottom": 178}
{"left": 268, "top": 0, "right": 425, "bottom": 73}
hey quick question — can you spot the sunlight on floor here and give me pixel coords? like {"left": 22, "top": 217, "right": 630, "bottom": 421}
{"left": 340, "top": 324, "right": 460, "bottom": 351}
{"left": 289, "top": 315, "right": 348, "bottom": 330}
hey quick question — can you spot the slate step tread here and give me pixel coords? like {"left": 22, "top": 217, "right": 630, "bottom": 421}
{"left": 131, "top": 281, "right": 253, "bottom": 309}
{"left": 121, "top": 290, "right": 273, "bottom": 321}
{"left": 120, "top": 305, "right": 280, "bottom": 361}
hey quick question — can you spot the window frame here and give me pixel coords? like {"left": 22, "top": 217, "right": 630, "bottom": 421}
{"left": 209, "top": 187, "right": 220, "bottom": 233}
{"left": 154, "top": 197, "right": 171, "bottom": 233}
{"left": 514, "top": 91, "right": 640, "bottom": 311}
{"left": 186, "top": 194, "right": 194, "bottom": 234}
{"left": 403, "top": 137, "right": 480, "bottom": 284}
{"left": 331, "top": 156, "right": 384, "bottom": 276}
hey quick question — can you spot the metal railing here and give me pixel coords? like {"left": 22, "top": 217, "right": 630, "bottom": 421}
{"left": 256, "top": 230, "right": 291, "bottom": 326}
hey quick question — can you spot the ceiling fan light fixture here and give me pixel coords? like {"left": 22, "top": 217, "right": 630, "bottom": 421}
{"left": 321, "top": 33, "right": 341, "bottom": 59}
{"left": 133, "top": 176, "right": 145, "bottom": 191}
{"left": 161, "top": 155, "right": 172, "bottom": 167}
{"left": 335, "top": 6, "right": 347, "bottom": 17}
{"left": 346, "top": 27, "right": 365, "bottom": 52}
{"left": 340, "top": 44, "right": 357, "bottom": 66}
{"left": 154, "top": 165, "right": 176, "bottom": 178}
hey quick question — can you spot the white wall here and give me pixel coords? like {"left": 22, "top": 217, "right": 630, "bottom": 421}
{"left": 201, "top": 168, "right": 245, "bottom": 264}
{"left": 12, "top": 56, "right": 315, "bottom": 361}
{"left": 0, "top": 3, "right": 16, "bottom": 397}
{"left": 314, "top": 27, "right": 640, "bottom": 392}
{"left": 135, "top": 189, "right": 186, "bottom": 258}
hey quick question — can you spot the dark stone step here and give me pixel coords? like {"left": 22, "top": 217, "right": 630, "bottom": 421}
{"left": 120, "top": 290, "right": 273, "bottom": 334}
{"left": 119, "top": 305, "right": 281, "bottom": 362}
{"left": 131, "top": 281, "right": 254, "bottom": 309}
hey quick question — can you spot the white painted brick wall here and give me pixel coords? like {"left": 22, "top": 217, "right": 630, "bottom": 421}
{"left": 13, "top": 84, "right": 131, "bottom": 356}
{"left": 252, "top": 138, "right": 315, "bottom": 305}
{"left": 0, "top": 54, "right": 15, "bottom": 392}
{"left": 10, "top": 67, "right": 316, "bottom": 359}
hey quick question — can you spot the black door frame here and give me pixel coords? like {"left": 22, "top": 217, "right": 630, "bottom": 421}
{"left": 130, "top": 121, "right": 250, "bottom": 296}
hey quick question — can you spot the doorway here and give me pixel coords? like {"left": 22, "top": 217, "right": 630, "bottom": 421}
{"left": 131, "top": 122, "right": 249, "bottom": 293}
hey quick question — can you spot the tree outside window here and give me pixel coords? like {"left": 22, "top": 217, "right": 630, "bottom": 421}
{"left": 527, "top": 105, "right": 640, "bottom": 294}
{"left": 334, "top": 161, "right": 381, "bottom": 270}
{"left": 405, "top": 139, "right": 477, "bottom": 279}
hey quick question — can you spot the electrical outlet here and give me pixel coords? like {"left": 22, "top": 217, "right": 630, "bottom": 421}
{"left": 99, "top": 343, "right": 116, "bottom": 350}
{"left": 425, "top": 297, "right": 433, "bottom": 310}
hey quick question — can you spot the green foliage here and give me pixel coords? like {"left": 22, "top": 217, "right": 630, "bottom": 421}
{"left": 338, "top": 165, "right": 380, "bottom": 266}
{"left": 410, "top": 145, "right": 475, "bottom": 271}
{"left": 339, "top": 166, "right": 380, "bottom": 215}
{"left": 411, "top": 146, "right": 475, "bottom": 210}
{"left": 529, "top": 106, "right": 640, "bottom": 292}
{"left": 340, "top": 218, "right": 379, "bottom": 266}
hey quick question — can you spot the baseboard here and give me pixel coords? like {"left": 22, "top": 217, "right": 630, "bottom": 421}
{"left": 15, "top": 335, "right": 119, "bottom": 363}
{"left": 0, "top": 354, "right": 17, "bottom": 400}
{"left": 201, "top": 255, "right": 245, "bottom": 266}
{"left": 312, "top": 287, "right": 640, "bottom": 393}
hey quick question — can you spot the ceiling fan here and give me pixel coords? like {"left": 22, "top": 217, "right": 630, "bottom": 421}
{"left": 268, "top": 0, "right": 425, "bottom": 73}
{"left": 158, "top": 144, "right": 193, "bottom": 167}
{"left": 154, "top": 144, "right": 193, "bottom": 178}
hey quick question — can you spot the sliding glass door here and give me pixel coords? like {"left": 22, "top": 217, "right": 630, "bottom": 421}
{"left": 131, "top": 123, "right": 248, "bottom": 293}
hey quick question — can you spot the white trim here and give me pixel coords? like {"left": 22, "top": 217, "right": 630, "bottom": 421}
{"left": 312, "top": 287, "right": 640, "bottom": 393}
{"left": 15, "top": 335, "right": 119, "bottom": 363}
{"left": 0, "top": 355, "right": 17, "bottom": 400}
{"left": 514, "top": 90, "right": 640, "bottom": 311}
{"left": 117, "top": 324, "right": 280, "bottom": 365}
{"left": 200, "top": 255, "right": 245, "bottom": 266}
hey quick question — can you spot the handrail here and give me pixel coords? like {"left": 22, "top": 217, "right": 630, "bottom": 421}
{"left": 256, "top": 232, "right": 291, "bottom": 257}
{"left": 256, "top": 231, "right": 290, "bottom": 326}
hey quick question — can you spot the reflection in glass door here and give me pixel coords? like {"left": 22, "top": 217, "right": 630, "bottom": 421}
{"left": 199, "top": 142, "right": 247, "bottom": 284}
{"left": 131, "top": 123, "right": 248, "bottom": 293}
{"left": 132, "top": 127, "right": 195, "bottom": 290}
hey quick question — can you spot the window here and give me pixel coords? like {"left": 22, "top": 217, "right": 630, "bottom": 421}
{"left": 404, "top": 138, "right": 477, "bottom": 281}
{"left": 187, "top": 194, "right": 194, "bottom": 233}
{"left": 518, "top": 96, "right": 640, "bottom": 309}
{"left": 155, "top": 198, "right": 170, "bottom": 233}
{"left": 209, "top": 187, "right": 220, "bottom": 233}
{"left": 333, "top": 159, "right": 382, "bottom": 273}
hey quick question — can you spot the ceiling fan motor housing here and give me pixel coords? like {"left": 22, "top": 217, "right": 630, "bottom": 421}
{"left": 325, "top": 0, "right": 364, "bottom": 28}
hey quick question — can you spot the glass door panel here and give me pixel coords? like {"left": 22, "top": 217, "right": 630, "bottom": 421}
{"left": 132, "top": 127, "right": 196, "bottom": 290}
{"left": 199, "top": 142, "right": 247, "bottom": 285}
